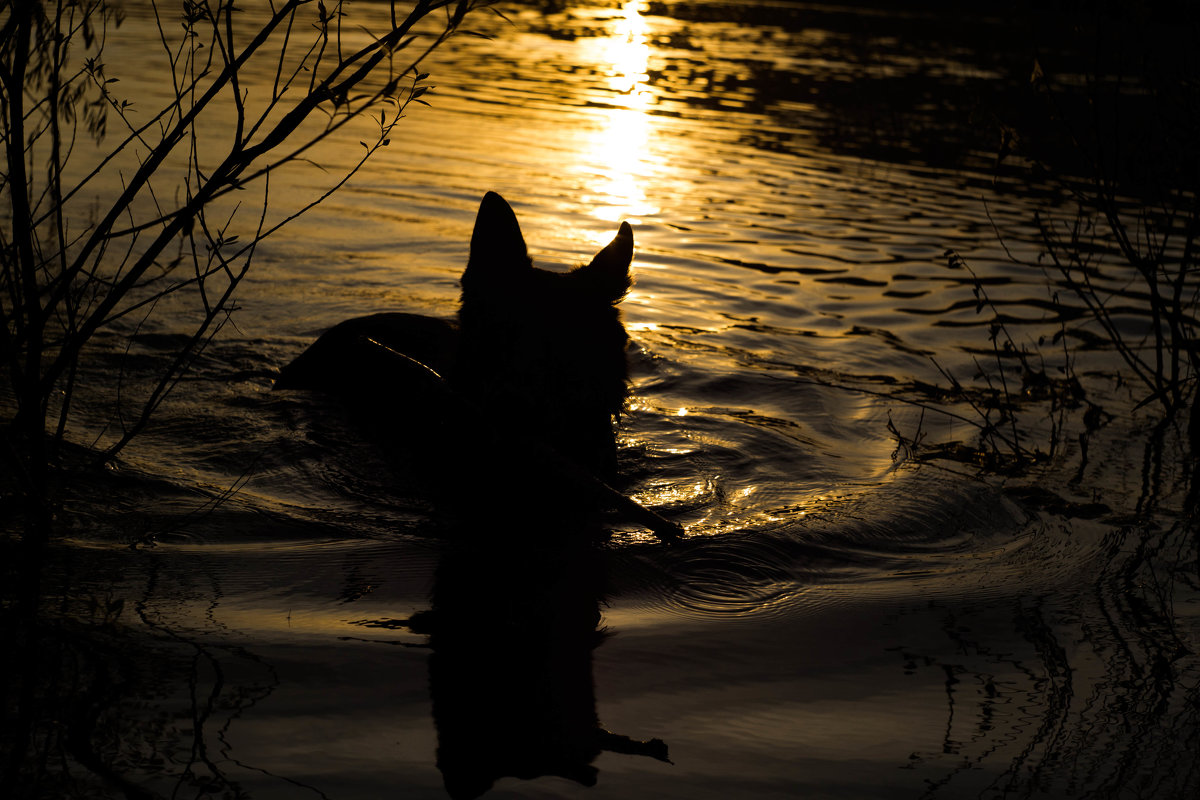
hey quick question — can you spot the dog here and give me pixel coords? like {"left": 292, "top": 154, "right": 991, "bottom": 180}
{"left": 276, "top": 192, "right": 634, "bottom": 482}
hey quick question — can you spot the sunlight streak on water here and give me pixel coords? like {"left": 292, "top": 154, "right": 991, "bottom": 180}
{"left": 577, "top": 1, "right": 660, "bottom": 224}
{"left": 603, "top": 2, "right": 652, "bottom": 97}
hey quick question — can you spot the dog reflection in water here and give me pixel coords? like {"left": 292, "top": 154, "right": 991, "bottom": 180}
{"left": 407, "top": 537, "right": 670, "bottom": 799}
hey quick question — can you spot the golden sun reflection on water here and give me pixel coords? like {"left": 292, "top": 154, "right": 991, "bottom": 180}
{"left": 603, "top": 1, "right": 652, "bottom": 97}
{"left": 577, "top": 1, "right": 661, "bottom": 224}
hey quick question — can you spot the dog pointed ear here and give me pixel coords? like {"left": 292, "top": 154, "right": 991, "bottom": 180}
{"left": 580, "top": 221, "right": 634, "bottom": 302}
{"left": 467, "top": 192, "right": 529, "bottom": 274}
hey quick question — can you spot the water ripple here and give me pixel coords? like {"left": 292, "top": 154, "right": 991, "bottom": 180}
{"left": 613, "top": 472, "right": 1036, "bottom": 621}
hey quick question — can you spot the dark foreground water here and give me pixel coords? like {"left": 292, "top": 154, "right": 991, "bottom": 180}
{"left": 5, "top": 1, "right": 1200, "bottom": 798}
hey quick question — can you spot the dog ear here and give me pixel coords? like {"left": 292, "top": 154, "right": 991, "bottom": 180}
{"left": 467, "top": 191, "right": 529, "bottom": 275}
{"left": 578, "top": 221, "right": 634, "bottom": 302}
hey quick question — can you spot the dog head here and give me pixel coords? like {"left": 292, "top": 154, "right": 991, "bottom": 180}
{"left": 455, "top": 192, "right": 634, "bottom": 477}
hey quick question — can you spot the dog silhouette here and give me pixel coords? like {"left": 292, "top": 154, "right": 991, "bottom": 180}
{"left": 276, "top": 192, "right": 634, "bottom": 481}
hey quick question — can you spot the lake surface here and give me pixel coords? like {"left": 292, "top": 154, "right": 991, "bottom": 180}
{"left": 9, "top": 1, "right": 1200, "bottom": 798}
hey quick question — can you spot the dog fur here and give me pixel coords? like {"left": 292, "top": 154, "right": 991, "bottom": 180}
{"left": 275, "top": 192, "right": 634, "bottom": 480}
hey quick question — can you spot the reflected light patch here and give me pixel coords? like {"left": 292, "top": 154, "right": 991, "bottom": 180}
{"left": 579, "top": 1, "right": 661, "bottom": 222}
{"left": 635, "top": 479, "right": 708, "bottom": 507}
{"left": 603, "top": 1, "right": 652, "bottom": 98}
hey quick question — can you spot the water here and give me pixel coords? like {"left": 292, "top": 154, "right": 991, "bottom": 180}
{"left": 8, "top": 1, "right": 1200, "bottom": 798}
